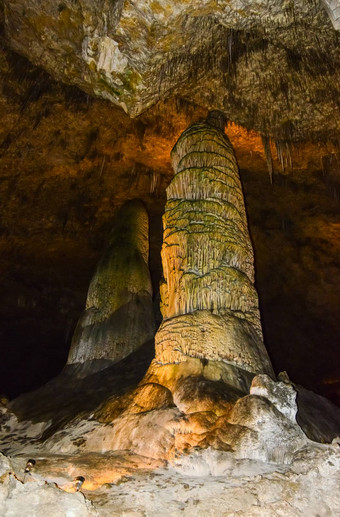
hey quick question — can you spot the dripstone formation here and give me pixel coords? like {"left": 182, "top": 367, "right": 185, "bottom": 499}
{"left": 2, "top": 0, "right": 340, "bottom": 141}
{"left": 154, "top": 116, "right": 274, "bottom": 387}
{"left": 67, "top": 199, "right": 155, "bottom": 372}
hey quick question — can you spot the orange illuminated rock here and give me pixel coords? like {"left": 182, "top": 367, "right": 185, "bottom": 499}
{"left": 154, "top": 117, "right": 274, "bottom": 382}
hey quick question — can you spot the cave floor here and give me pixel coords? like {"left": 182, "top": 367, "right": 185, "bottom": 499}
{"left": 3, "top": 445, "right": 339, "bottom": 516}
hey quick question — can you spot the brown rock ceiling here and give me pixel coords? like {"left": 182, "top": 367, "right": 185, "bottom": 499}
{"left": 0, "top": 1, "right": 339, "bottom": 404}
{"left": 2, "top": 0, "right": 340, "bottom": 140}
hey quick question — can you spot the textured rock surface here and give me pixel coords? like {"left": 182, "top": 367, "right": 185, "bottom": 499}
{"left": 155, "top": 120, "right": 273, "bottom": 380}
{"left": 1, "top": 445, "right": 340, "bottom": 516}
{"left": 0, "top": 374, "right": 307, "bottom": 460}
{"left": 2, "top": 0, "right": 340, "bottom": 141}
{"left": 251, "top": 373, "right": 298, "bottom": 422}
{"left": 0, "top": 453, "right": 96, "bottom": 517}
{"left": 2, "top": 364, "right": 340, "bottom": 515}
{"left": 67, "top": 200, "right": 154, "bottom": 369}
{"left": 323, "top": 0, "right": 340, "bottom": 29}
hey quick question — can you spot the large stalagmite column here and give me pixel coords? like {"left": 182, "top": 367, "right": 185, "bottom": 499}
{"left": 154, "top": 115, "right": 273, "bottom": 381}
{"left": 67, "top": 199, "right": 155, "bottom": 372}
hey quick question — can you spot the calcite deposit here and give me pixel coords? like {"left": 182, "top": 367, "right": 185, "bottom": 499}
{"left": 323, "top": 0, "right": 340, "bottom": 28}
{"left": 67, "top": 200, "right": 155, "bottom": 371}
{"left": 2, "top": 0, "right": 340, "bottom": 140}
{"left": 155, "top": 117, "right": 273, "bottom": 382}
{"left": 1, "top": 443, "right": 340, "bottom": 517}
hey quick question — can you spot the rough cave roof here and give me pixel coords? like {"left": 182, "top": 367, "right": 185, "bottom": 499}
{"left": 2, "top": 0, "right": 340, "bottom": 140}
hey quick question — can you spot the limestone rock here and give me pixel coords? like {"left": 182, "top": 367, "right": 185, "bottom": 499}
{"left": 227, "top": 394, "right": 306, "bottom": 463}
{"left": 67, "top": 200, "right": 155, "bottom": 371}
{"left": 155, "top": 311, "right": 272, "bottom": 377}
{"left": 323, "top": 0, "right": 340, "bottom": 29}
{"left": 124, "top": 383, "right": 174, "bottom": 414}
{"left": 250, "top": 373, "right": 298, "bottom": 422}
{"left": 155, "top": 121, "right": 273, "bottom": 380}
{"left": 87, "top": 408, "right": 183, "bottom": 459}
{"left": 2, "top": 0, "right": 340, "bottom": 142}
{"left": 171, "top": 375, "right": 236, "bottom": 416}
{"left": 2, "top": 444, "right": 338, "bottom": 516}
{"left": 3, "top": 481, "right": 96, "bottom": 517}
{"left": 0, "top": 453, "right": 96, "bottom": 517}
{"left": 34, "top": 372, "right": 309, "bottom": 464}
{"left": 295, "top": 384, "right": 340, "bottom": 443}
{"left": 0, "top": 453, "right": 15, "bottom": 501}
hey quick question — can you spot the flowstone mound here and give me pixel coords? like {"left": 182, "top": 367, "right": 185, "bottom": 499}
{"left": 67, "top": 199, "right": 155, "bottom": 373}
{"left": 4, "top": 373, "right": 308, "bottom": 466}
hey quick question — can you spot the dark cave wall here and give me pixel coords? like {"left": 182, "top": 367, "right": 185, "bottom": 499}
{"left": 241, "top": 167, "right": 340, "bottom": 401}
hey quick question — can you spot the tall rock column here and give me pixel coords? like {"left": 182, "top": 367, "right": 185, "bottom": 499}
{"left": 154, "top": 116, "right": 273, "bottom": 382}
{"left": 67, "top": 199, "right": 155, "bottom": 372}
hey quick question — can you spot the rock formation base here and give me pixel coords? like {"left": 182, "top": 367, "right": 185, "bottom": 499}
{"left": 1, "top": 372, "right": 340, "bottom": 516}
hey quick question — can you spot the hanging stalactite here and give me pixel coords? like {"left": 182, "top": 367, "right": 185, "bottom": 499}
{"left": 261, "top": 134, "right": 274, "bottom": 183}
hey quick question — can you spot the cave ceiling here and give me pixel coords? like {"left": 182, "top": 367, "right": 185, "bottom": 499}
{"left": 0, "top": 0, "right": 339, "bottom": 403}
{"left": 2, "top": 0, "right": 340, "bottom": 141}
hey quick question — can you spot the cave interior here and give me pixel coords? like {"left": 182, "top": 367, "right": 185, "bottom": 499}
{"left": 0, "top": 0, "right": 339, "bottom": 406}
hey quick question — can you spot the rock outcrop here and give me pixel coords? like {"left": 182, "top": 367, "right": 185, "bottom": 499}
{"left": 154, "top": 116, "right": 273, "bottom": 388}
{"left": 0, "top": 453, "right": 95, "bottom": 517}
{"left": 67, "top": 199, "right": 155, "bottom": 372}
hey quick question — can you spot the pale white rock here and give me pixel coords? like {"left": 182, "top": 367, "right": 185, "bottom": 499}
{"left": 227, "top": 394, "right": 307, "bottom": 463}
{"left": 0, "top": 453, "right": 96, "bottom": 517}
{"left": 83, "top": 34, "right": 129, "bottom": 77}
{"left": 2, "top": 480, "right": 97, "bottom": 517}
{"left": 323, "top": 0, "right": 340, "bottom": 28}
{"left": 10, "top": 444, "right": 336, "bottom": 517}
{"left": 0, "top": 453, "right": 16, "bottom": 501}
{"left": 250, "top": 373, "right": 298, "bottom": 422}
